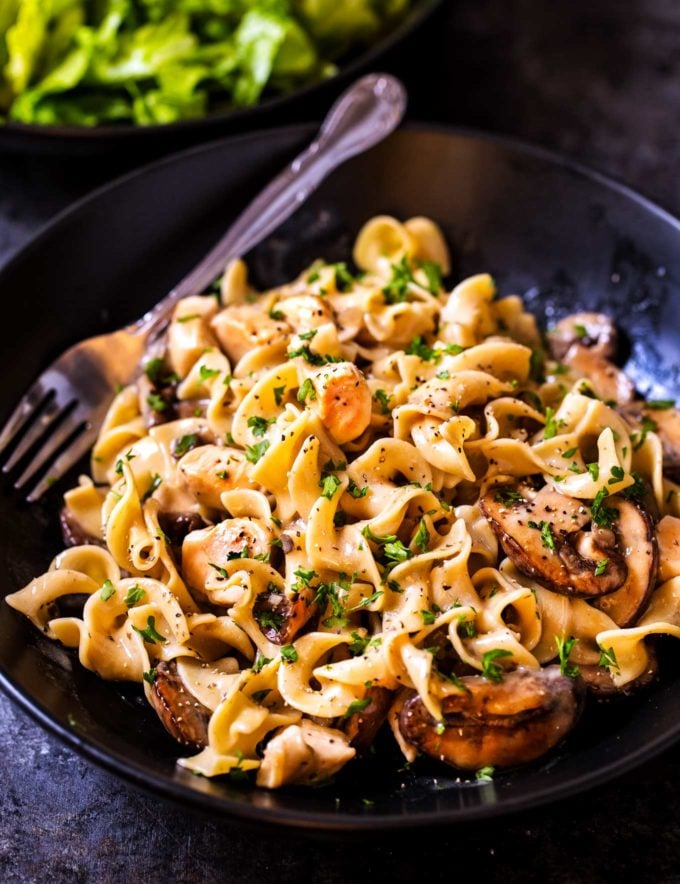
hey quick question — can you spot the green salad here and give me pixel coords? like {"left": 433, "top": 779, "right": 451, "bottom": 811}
{"left": 0, "top": 0, "right": 410, "bottom": 126}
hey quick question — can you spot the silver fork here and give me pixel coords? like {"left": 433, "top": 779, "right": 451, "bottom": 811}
{"left": 0, "top": 73, "right": 406, "bottom": 502}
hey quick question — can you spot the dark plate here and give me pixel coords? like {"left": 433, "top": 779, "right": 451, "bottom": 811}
{"left": 1, "top": 124, "right": 679, "bottom": 832}
{"left": 0, "top": 0, "right": 440, "bottom": 154}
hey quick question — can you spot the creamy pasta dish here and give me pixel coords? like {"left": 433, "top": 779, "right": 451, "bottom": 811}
{"left": 8, "top": 215, "right": 680, "bottom": 789}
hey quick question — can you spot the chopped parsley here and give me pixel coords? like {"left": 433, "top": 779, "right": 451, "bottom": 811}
{"left": 245, "top": 440, "right": 270, "bottom": 463}
{"left": 268, "top": 307, "right": 284, "bottom": 321}
{"left": 598, "top": 645, "right": 620, "bottom": 673}
{"left": 100, "top": 579, "right": 115, "bottom": 601}
{"left": 247, "top": 415, "right": 274, "bottom": 438}
{"left": 415, "top": 258, "right": 444, "bottom": 294}
{"left": 173, "top": 433, "right": 198, "bottom": 457}
{"left": 527, "top": 520, "right": 556, "bottom": 551}
{"left": 646, "top": 399, "right": 675, "bottom": 410}
{"left": 562, "top": 447, "right": 578, "bottom": 458}
{"left": 382, "top": 256, "right": 414, "bottom": 304}
{"left": 622, "top": 471, "right": 645, "bottom": 501}
{"left": 141, "top": 473, "right": 162, "bottom": 502}
{"left": 436, "top": 370, "right": 450, "bottom": 380}
{"left": 595, "top": 559, "right": 609, "bottom": 576}
{"left": 280, "top": 644, "right": 299, "bottom": 664}
{"left": 343, "top": 698, "right": 371, "bottom": 719}
{"left": 273, "top": 385, "right": 286, "bottom": 406}
{"left": 633, "top": 415, "right": 658, "bottom": 450}
{"left": 543, "top": 406, "right": 559, "bottom": 440}
{"left": 590, "top": 488, "right": 619, "bottom": 528}
{"left": 146, "top": 392, "right": 168, "bottom": 413}
{"left": 320, "top": 474, "right": 341, "bottom": 499}
{"left": 142, "top": 668, "right": 157, "bottom": 685}
{"left": 609, "top": 465, "right": 625, "bottom": 484}
{"left": 251, "top": 652, "right": 272, "bottom": 674}
{"left": 481, "top": 649, "right": 513, "bottom": 683}
{"left": 331, "top": 262, "right": 354, "bottom": 292}
{"left": 256, "top": 609, "right": 284, "bottom": 631}
{"left": 374, "top": 389, "right": 392, "bottom": 415}
{"left": 123, "top": 585, "right": 146, "bottom": 607}
{"left": 573, "top": 323, "right": 588, "bottom": 338}
{"left": 406, "top": 335, "right": 438, "bottom": 362}
{"left": 420, "top": 609, "right": 436, "bottom": 625}
{"left": 494, "top": 488, "right": 524, "bottom": 506}
{"left": 176, "top": 313, "right": 200, "bottom": 323}
{"left": 348, "top": 632, "right": 370, "bottom": 656}
{"left": 587, "top": 462, "right": 599, "bottom": 481}
{"left": 554, "top": 634, "right": 580, "bottom": 678}
{"left": 209, "top": 562, "right": 229, "bottom": 579}
{"left": 476, "top": 765, "right": 495, "bottom": 782}
{"left": 132, "top": 615, "right": 166, "bottom": 645}
{"left": 413, "top": 518, "right": 430, "bottom": 553}
{"left": 348, "top": 479, "right": 369, "bottom": 498}
{"left": 297, "top": 378, "right": 317, "bottom": 402}
{"left": 198, "top": 365, "right": 220, "bottom": 381}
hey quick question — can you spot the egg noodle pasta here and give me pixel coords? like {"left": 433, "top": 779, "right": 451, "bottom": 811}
{"left": 8, "top": 215, "right": 680, "bottom": 788}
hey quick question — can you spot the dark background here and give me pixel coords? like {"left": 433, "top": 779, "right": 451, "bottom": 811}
{"left": 3, "top": 1, "right": 680, "bottom": 881}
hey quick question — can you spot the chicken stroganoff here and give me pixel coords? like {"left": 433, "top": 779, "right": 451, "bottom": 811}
{"left": 8, "top": 215, "right": 680, "bottom": 788}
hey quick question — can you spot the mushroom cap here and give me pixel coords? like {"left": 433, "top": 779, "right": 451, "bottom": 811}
{"left": 398, "top": 666, "right": 583, "bottom": 770}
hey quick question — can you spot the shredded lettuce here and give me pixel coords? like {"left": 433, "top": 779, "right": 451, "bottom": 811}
{"left": 0, "top": 0, "right": 410, "bottom": 126}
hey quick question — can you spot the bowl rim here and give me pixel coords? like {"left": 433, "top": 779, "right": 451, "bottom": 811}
{"left": 2, "top": 121, "right": 680, "bottom": 830}
{"left": 0, "top": 0, "right": 442, "bottom": 142}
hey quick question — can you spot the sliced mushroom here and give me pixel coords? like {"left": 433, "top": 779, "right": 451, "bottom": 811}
{"left": 211, "top": 304, "right": 290, "bottom": 364}
{"left": 253, "top": 586, "right": 317, "bottom": 645}
{"left": 546, "top": 312, "right": 632, "bottom": 404}
{"left": 148, "top": 660, "right": 210, "bottom": 750}
{"left": 182, "top": 518, "right": 272, "bottom": 593}
{"left": 579, "top": 646, "right": 658, "bottom": 696}
{"left": 157, "top": 511, "right": 207, "bottom": 548}
{"left": 562, "top": 344, "right": 634, "bottom": 405}
{"left": 343, "top": 686, "right": 393, "bottom": 754}
{"left": 480, "top": 483, "right": 627, "bottom": 598}
{"left": 178, "top": 444, "right": 254, "bottom": 508}
{"left": 592, "top": 499, "right": 657, "bottom": 626}
{"left": 547, "top": 312, "right": 618, "bottom": 361}
{"left": 619, "top": 402, "right": 680, "bottom": 480}
{"left": 399, "top": 666, "right": 583, "bottom": 770}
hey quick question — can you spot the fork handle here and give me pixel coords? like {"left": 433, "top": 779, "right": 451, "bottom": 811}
{"left": 130, "top": 73, "right": 407, "bottom": 340}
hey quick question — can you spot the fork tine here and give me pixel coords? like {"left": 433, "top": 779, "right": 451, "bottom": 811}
{"left": 2, "top": 395, "right": 75, "bottom": 474}
{"left": 0, "top": 380, "right": 50, "bottom": 461}
{"left": 13, "top": 410, "right": 86, "bottom": 491}
{"left": 24, "top": 428, "right": 96, "bottom": 503}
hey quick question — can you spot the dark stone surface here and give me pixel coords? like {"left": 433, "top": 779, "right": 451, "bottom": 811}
{"left": 3, "top": 2, "right": 680, "bottom": 881}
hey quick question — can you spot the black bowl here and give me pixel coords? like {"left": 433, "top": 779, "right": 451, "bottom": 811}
{"left": 1, "top": 124, "right": 679, "bottom": 831}
{"left": 0, "top": 0, "right": 441, "bottom": 155}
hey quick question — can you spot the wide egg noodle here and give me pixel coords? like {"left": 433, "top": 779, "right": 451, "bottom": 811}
{"left": 7, "top": 214, "right": 677, "bottom": 788}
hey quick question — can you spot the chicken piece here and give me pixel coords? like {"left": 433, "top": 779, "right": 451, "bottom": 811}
{"left": 399, "top": 666, "right": 583, "bottom": 770}
{"left": 178, "top": 444, "right": 253, "bottom": 509}
{"left": 148, "top": 660, "right": 210, "bottom": 750}
{"left": 308, "top": 361, "right": 372, "bottom": 444}
{"left": 211, "top": 304, "right": 290, "bottom": 364}
{"left": 274, "top": 295, "right": 333, "bottom": 332}
{"left": 256, "top": 720, "right": 355, "bottom": 788}
{"left": 168, "top": 297, "right": 219, "bottom": 378}
{"left": 657, "top": 516, "right": 680, "bottom": 583}
{"left": 182, "top": 518, "right": 272, "bottom": 593}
